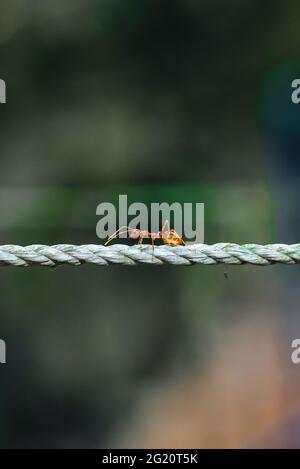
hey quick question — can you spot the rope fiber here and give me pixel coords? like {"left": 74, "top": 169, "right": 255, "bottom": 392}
{"left": 0, "top": 243, "right": 299, "bottom": 267}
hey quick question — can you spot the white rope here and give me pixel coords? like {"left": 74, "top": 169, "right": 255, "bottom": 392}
{"left": 0, "top": 243, "right": 299, "bottom": 267}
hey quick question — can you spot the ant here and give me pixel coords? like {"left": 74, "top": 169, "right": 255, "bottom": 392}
{"left": 105, "top": 220, "right": 185, "bottom": 256}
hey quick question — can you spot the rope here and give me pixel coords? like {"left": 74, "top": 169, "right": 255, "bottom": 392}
{"left": 0, "top": 243, "right": 299, "bottom": 267}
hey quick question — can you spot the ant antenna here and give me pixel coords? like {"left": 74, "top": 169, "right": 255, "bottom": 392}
{"left": 105, "top": 226, "right": 134, "bottom": 245}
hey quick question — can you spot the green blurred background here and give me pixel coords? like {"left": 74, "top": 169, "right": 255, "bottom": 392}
{"left": 0, "top": 0, "right": 300, "bottom": 448}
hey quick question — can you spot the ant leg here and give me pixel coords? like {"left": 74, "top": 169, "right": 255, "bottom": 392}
{"left": 138, "top": 230, "right": 152, "bottom": 245}
{"left": 172, "top": 228, "right": 183, "bottom": 238}
{"left": 162, "top": 219, "right": 170, "bottom": 233}
{"left": 151, "top": 238, "right": 155, "bottom": 259}
{"left": 138, "top": 234, "right": 144, "bottom": 245}
{"left": 160, "top": 220, "right": 167, "bottom": 244}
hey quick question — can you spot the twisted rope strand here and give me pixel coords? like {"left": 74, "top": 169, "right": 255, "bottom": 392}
{"left": 0, "top": 243, "right": 299, "bottom": 267}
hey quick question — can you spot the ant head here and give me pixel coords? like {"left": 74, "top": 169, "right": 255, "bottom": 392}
{"left": 128, "top": 229, "right": 140, "bottom": 239}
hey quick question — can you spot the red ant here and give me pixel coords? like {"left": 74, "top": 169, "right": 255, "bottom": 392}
{"left": 105, "top": 220, "right": 185, "bottom": 255}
